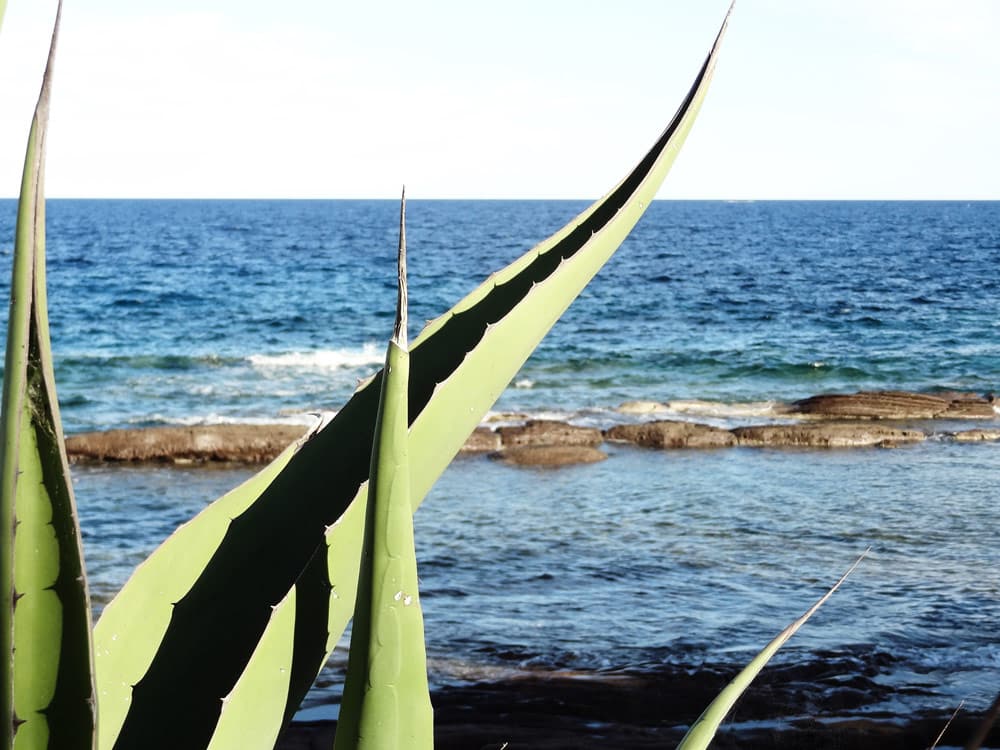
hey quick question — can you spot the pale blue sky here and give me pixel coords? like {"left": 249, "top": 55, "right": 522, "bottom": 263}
{"left": 1, "top": 1, "right": 997, "bottom": 199}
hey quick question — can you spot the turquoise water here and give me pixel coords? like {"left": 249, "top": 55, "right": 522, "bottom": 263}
{"left": 4, "top": 199, "right": 1000, "bottom": 721}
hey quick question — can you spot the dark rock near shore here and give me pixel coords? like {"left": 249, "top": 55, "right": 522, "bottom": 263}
{"left": 491, "top": 445, "right": 607, "bottom": 467}
{"left": 733, "top": 422, "right": 926, "bottom": 448}
{"left": 791, "top": 390, "right": 995, "bottom": 420}
{"left": 498, "top": 420, "right": 603, "bottom": 448}
{"left": 66, "top": 424, "right": 309, "bottom": 464}
{"left": 605, "top": 420, "right": 737, "bottom": 449}
{"left": 277, "top": 664, "right": 1000, "bottom": 750}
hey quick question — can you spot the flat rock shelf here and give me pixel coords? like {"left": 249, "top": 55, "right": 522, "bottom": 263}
{"left": 65, "top": 390, "right": 999, "bottom": 468}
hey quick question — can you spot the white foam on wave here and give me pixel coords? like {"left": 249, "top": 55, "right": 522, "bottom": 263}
{"left": 248, "top": 343, "right": 383, "bottom": 372}
{"left": 483, "top": 408, "right": 575, "bottom": 426}
{"left": 665, "top": 399, "right": 782, "bottom": 419}
{"left": 135, "top": 412, "right": 326, "bottom": 428}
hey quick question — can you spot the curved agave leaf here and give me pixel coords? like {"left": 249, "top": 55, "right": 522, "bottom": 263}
{"left": 675, "top": 552, "right": 867, "bottom": 750}
{"left": 0, "top": 3, "right": 96, "bottom": 748}
{"left": 94, "top": 10, "right": 733, "bottom": 749}
{"left": 204, "top": 589, "right": 297, "bottom": 750}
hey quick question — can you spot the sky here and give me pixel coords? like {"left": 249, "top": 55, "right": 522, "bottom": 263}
{"left": 0, "top": 1, "right": 997, "bottom": 200}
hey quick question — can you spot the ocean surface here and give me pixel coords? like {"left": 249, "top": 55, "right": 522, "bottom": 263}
{"left": 2, "top": 199, "right": 999, "bottom": 729}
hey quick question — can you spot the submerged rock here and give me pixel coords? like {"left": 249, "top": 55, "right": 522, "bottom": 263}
{"left": 732, "top": 422, "right": 926, "bottom": 448}
{"left": 491, "top": 445, "right": 607, "bottom": 467}
{"left": 604, "top": 420, "right": 736, "bottom": 449}
{"left": 791, "top": 390, "right": 995, "bottom": 420}
{"left": 498, "top": 420, "right": 603, "bottom": 448}
{"left": 66, "top": 424, "right": 309, "bottom": 464}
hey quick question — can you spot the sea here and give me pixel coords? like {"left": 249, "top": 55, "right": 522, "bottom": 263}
{"left": 2, "top": 199, "right": 999, "bottom": 730}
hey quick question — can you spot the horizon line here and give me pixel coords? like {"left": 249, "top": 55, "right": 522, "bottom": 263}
{"left": 1, "top": 196, "right": 998, "bottom": 203}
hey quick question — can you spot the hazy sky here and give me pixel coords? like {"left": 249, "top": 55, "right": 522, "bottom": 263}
{"left": 1, "top": 1, "right": 997, "bottom": 199}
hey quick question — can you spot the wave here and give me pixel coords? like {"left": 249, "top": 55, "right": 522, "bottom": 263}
{"left": 663, "top": 399, "right": 784, "bottom": 419}
{"left": 59, "top": 352, "right": 243, "bottom": 370}
{"left": 130, "top": 412, "right": 327, "bottom": 428}
{"left": 56, "top": 346, "right": 385, "bottom": 374}
{"left": 248, "top": 343, "right": 383, "bottom": 372}
{"left": 483, "top": 401, "right": 788, "bottom": 430}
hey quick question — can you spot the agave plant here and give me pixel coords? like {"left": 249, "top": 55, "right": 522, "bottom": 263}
{"left": 676, "top": 551, "right": 867, "bottom": 750}
{"left": 90, "top": 13, "right": 733, "bottom": 750}
{"left": 332, "top": 193, "right": 434, "bottom": 750}
{"left": 0, "top": 3, "right": 96, "bottom": 748}
{"left": 1, "top": 3, "right": 754, "bottom": 749}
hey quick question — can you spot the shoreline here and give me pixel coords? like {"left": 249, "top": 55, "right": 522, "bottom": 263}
{"left": 276, "top": 668, "right": 999, "bottom": 749}
{"left": 65, "top": 389, "right": 1000, "bottom": 466}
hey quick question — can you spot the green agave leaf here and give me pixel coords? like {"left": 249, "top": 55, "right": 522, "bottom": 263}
{"left": 335, "top": 193, "right": 433, "bottom": 750}
{"left": 94, "top": 10, "right": 732, "bottom": 749}
{"left": 204, "top": 588, "right": 297, "bottom": 750}
{"left": 0, "top": 3, "right": 96, "bottom": 749}
{"left": 675, "top": 551, "right": 867, "bottom": 750}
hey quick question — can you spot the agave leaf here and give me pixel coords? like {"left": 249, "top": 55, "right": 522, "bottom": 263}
{"left": 335, "top": 191, "right": 433, "bottom": 750}
{"left": 675, "top": 551, "right": 867, "bottom": 750}
{"left": 95, "top": 10, "right": 733, "bottom": 749}
{"left": 0, "top": 3, "right": 96, "bottom": 748}
{"left": 204, "top": 589, "right": 297, "bottom": 750}
{"left": 929, "top": 702, "right": 965, "bottom": 750}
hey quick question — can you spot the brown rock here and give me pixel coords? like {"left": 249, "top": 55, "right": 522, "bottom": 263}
{"left": 66, "top": 424, "right": 309, "bottom": 464}
{"left": 951, "top": 429, "right": 1000, "bottom": 442}
{"left": 791, "top": 390, "right": 995, "bottom": 420}
{"left": 491, "top": 445, "right": 607, "bottom": 467}
{"left": 791, "top": 391, "right": 948, "bottom": 419}
{"left": 939, "top": 400, "right": 997, "bottom": 419}
{"left": 460, "top": 426, "right": 502, "bottom": 453}
{"left": 732, "top": 422, "right": 926, "bottom": 448}
{"left": 604, "top": 420, "right": 736, "bottom": 449}
{"left": 498, "top": 420, "right": 602, "bottom": 448}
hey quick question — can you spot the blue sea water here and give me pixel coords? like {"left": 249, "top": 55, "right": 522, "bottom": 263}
{"left": 1, "top": 199, "right": 999, "bottom": 725}
{"left": 2, "top": 199, "right": 998, "bottom": 430}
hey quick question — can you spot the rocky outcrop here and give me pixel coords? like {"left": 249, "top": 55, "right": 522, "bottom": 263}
{"left": 732, "top": 423, "right": 926, "bottom": 448}
{"left": 491, "top": 445, "right": 607, "bottom": 467}
{"left": 497, "top": 420, "right": 603, "bottom": 448}
{"left": 487, "top": 419, "right": 606, "bottom": 466}
{"left": 951, "top": 429, "right": 1000, "bottom": 442}
{"left": 604, "top": 420, "right": 736, "bottom": 449}
{"left": 461, "top": 427, "right": 503, "bottom": 453}
{"left": 790, "top": 390, "right": 995, "bottom": 420}
{"left": 63, "top": 388, "right": 999, "bottom": 465}
{"left": 66, "top": 424, "right": 309, "bottom": 464}
{"left": 939, "top": 398, "right": 997, "bottom": 419}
